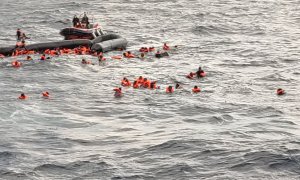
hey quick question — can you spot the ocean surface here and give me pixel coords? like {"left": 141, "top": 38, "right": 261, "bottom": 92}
{"left": 0, "top": 0, "right": 300, "bottom": 179}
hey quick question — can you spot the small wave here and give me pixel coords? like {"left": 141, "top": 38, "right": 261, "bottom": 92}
{"left": 0, "top": 170, "right": 29, "bottom": 179}
{"left": 147, "top": 140, "right": 194, "bottom": 153}
{"left": 192, "top": 24, "right": 234, "bottom": 35}
{"left": 0, "top": 151, "right": 15, "bottom": 159}
{"left": 231, "top": 150, "right": 300, "bottom": 174}
{"left": 154, "top": 163, "right": 196, "bottom": 178}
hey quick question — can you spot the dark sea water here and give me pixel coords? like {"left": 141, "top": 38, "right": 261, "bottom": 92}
{"left": 0, "top": 0, "right": 300, "bottom": 179}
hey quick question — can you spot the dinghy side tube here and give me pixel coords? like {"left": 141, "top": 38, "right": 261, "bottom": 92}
{"left": 91, "top": 38, "right": 128, "bottom": 52}
{"left": 92, "top": 33, "right": 122, "bottom": 44}
{"left": 0, "top": 46, "right": 16, "bottom": 56}
{"left": 25, "top": 39, "right": 92, "bottom": 52}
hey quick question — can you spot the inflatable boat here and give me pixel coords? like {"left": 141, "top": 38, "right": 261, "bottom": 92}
{"left": 0, "top": 13, "right": 128, "bottom": 56}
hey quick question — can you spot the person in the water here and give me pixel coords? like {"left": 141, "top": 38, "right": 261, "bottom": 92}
{"left": 26, "top": 56, "right": 33, "bottom": 61}
{"left": 192, "top": 86, "right": 201, "bottom": 93}
{"left": 42, "top": 91, "right": 50, "bottom": 98}
{"left": 133, "top": 81, "right": 139, "bottom": 89}
{"left": 277, "top": 88, "right": 285, "bottom": 95}
{"left": 18, "top": 93, "right": 27, "bottom": 100}
{"left": 114, "top": 87, "right": 122, "bottom": 97}
{"left": 121, "top": 77, "right": 131, "bottom": 87}
{"left": 196, "top": 66, "right": 206, "bottom": 78}
{"left": 166, "top": 86, "right": 174, "bottom": 93}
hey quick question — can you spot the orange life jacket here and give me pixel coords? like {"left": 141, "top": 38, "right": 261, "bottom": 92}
{"left": 121, "top": 80, "right": 131, "bottom": 86}
{"left": 12, "top": 61, "right": 21, "bottom": 67}
{"left": 192, "top": 88, "right": 201, "bottom": 93}
{"left": 114, "top": 88, "right": 122, "bottom": 93}
{"left": 19, "top": 95, "right": 28, "bottom": 100}
{"left": 166, "top": 87, "right": 174, "bottom": 93}
{"left": 137, "top": 78, "right": 144, "bottom": 85}
{"left": 42, "top": 92, "right": 49, "bottom": 97}
{"left": 133, "top": 83, "right": 139, "bottom": 89}
{"left": 127, "top": 54, "right": 135, "bottom": 58}
{"left": 277, "top": 89, "right": 285, "bottom": 95}
{"left": 163, "top": 45, "right": 170, "bottom": 50}
{"left": 143, "top": 80, "right": 151, "bottom": 88}
{"left": 200, "top": 72, "right": 206, "bottom": 77}
{"left": 112, "top": 55, "right": 122, "bottom": 60}
{"left": 16, "top": 42, "right": 25, "bottom": 47}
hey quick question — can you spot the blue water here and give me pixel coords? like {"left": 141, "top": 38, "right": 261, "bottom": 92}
{"left": 0, "top": 0, "right": 300, "bottom": 179}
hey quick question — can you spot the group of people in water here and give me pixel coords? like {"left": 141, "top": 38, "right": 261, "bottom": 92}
{"left": 114, "top": 70, "right": 203, "bottom": 97}
{"left": 18, "top": 91, "right": 49, "bottom": 100}
{"left": 3, "top": 40, "right": 285, "bottom": 99}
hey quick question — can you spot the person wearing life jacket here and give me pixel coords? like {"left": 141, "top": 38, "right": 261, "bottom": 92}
{"left": 139, "top": 47, "right": 149, "bottom": 53}
{"left": 186, "top": 72, "right": 195, "bottom": 79}
{"left": 18, "top": 93, "right": 27, "bottom": 100}
{"left": 12, "top": 61, "right": 22, "bottom": 68}
{"left": 136, "top": 76, "right": 144, "bottom": 85}
{"left": 150, "top": 81, "right": 157, "bottom": 89}
{"left": 15, "top": 40, "right": 26, "bottom": 49}
{"left": 127, "top": 51, "right": 135, "bottom": 58}
{"left": 166, "top": 86, "right": 174, "bottom": 93}
{"left": 26, "top": 56, "right": 33, "bottom": 61}
{"left": 98, "top": 55, "right": 106, "bottom": 64}
{"left": 139, "top": 47, "right": 146, "bottom": 52}
{"left": 192, "top": 86, "right": 201, "bottom": 93}
{"left": 163, "top": 43, "right": 170, "bottom": 51}
{"left": 143, "top": 78, "right": 151, "bottom": 88}
{"left": 121, "top": 77, "right": 131, "bottom": 87}
{"left": 113, "top": 87, "right": 122, "bottom": 97}
{"left": 149, "top": 47, "right": 155, "bottom": 52}
{"left": 277, "top": 88, "right": 285, "bottom": 95}
{"left": 133, "top": 81, "right": 139, "bottom": 89}
{"left": 40, "top": 54, "right": 46, "bottom": 60}
{"left": 196, "top": 67, "right": 206, "bottom": 78}
{"left": 42, "top": 91, "right": 50, "bottom": 98}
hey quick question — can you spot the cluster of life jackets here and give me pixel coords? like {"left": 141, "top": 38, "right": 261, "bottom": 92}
{"left": 12, "top": 49, "right": 35, "bottom": 56}
{"left": 186, "top": 68, "right": 206, "bottom": 79}
{"left": 139, "top": 47, "right": 155, "bottom": 53}
{"left": 165, "top": 85, "right": 200, "bottom": 93}
{"left": 10, "top": 46, "right": 93, "bottom": 58}
{"left": 120, "top": 76, "right": 158, "bottom": 89}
